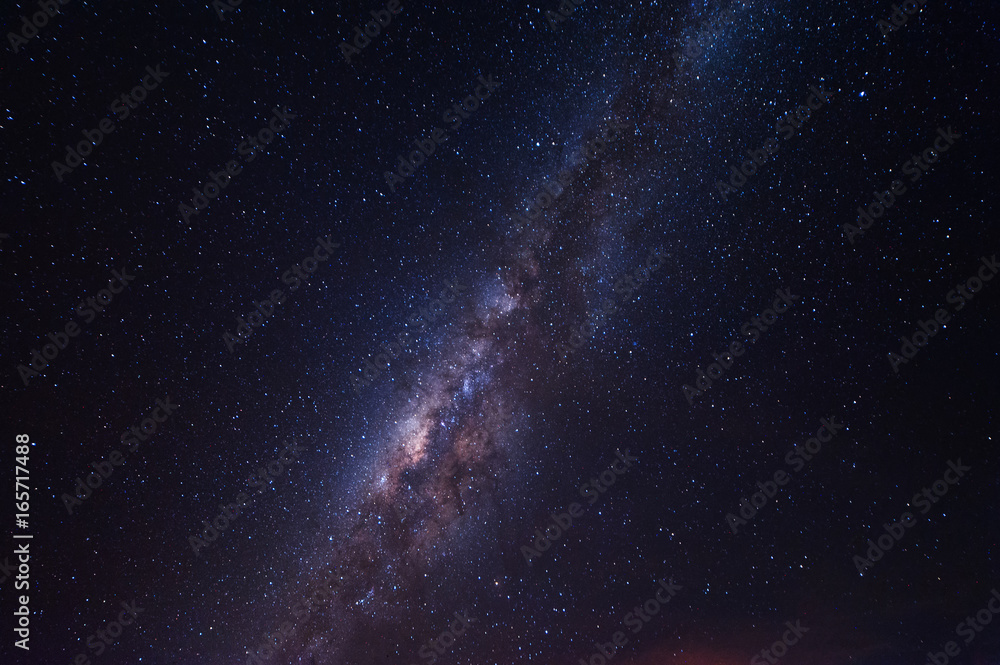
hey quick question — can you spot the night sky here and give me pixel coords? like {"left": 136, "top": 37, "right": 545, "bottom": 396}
{"left": 3, "top": 1, "right": 1000, "bottom": 664}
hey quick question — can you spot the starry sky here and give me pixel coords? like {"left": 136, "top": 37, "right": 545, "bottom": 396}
{"left": 3, "top": 1, "right": 1000, "bottom": 664}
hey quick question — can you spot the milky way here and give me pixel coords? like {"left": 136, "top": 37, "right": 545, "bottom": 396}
{"left": 7, "top": 0, "right": 999, "bottom": 664}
